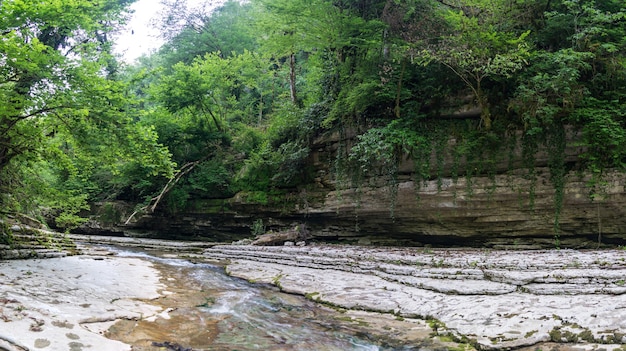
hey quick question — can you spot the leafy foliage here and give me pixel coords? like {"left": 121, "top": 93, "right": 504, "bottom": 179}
{"left": 2, "top": 0, "right": 626, "bottom": 234}
{"left": 0, "top": 0, "right": 174, "bottom": 220}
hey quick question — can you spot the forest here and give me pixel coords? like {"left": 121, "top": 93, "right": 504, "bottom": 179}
{"left": 0, "top": 0, "right": 625, "bottom": 233}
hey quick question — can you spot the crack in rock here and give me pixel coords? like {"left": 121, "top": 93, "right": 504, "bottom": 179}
{"left": 205, "top": 245, "right": 626, "bottom": 349}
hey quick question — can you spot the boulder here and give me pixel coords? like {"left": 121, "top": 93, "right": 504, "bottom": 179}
{"left": 252, "top": 224, "right": 309, "bottom": 246}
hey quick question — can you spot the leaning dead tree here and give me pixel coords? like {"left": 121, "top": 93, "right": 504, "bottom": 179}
{"left": 124, "top": 160, "right": 201, "bottom": 225}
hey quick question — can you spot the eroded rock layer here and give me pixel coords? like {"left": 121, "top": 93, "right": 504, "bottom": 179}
{"left": 203, "top": 244, "right": 626, "bottom": 349}
{"left": 82, "top": 128, "right": 626, "bottom": 247}
{"left": 121, "top": 166, "right": 626, "bottom": 248}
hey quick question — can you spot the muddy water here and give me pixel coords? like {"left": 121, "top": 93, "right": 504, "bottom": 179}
{"left": 102, "top": 247, "right": 426, "bottom": 351}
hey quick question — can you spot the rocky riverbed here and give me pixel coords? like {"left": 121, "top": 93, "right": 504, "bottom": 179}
{"left": 0, "top": 237, "right": 458, "bottom": 351}
{"left": 0, "top": 248, "right": 164, "bottom": 351}
{"left": 2, "top": 232, "right": 626, "bottom": 351}
{"left": 202, "top": 244, "right": 626, "bottom": 350}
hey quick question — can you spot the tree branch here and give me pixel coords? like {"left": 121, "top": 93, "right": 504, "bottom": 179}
{"left": 124, "top": 154, "right": 213, "bottom": 225}
{"left": 1, "top": 105, "right": 72, "bottom": 135}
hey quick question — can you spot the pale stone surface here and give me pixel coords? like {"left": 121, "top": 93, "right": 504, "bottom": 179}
{"left": 204, "top": 245, "right": 626, "bottom": 349}
{"left": 0, "top": 254, "right": 165, "bottom": 351}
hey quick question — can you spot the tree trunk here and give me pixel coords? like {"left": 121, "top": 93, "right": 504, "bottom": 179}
{"left": 0, "top": 145, "right": 10, "bottom": 178}
{"left": 289, "top": 52, "right": 298, "bottom": 106}
{"left": 394, "top": 59, "right": 406, "bottom": 118}
{"left": 476, "top": 88, "right": 492, "bottom": 130}
{"left": 0, "top": 131, "right": 17, "bottom": 179}
{"left": 124, "top": 160, "right": 203, "bottom": 224}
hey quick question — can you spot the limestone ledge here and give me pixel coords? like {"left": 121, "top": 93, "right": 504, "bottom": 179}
{"left": 0, "top": 222, "right": 77, "bottom": 260}
{"left": 0, "top": 254, "right": 165, "bottom": 351}
{"left": 203, "top": 245, "right": 626, "bottom": 350}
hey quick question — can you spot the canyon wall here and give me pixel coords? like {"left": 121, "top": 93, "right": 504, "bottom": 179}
{"left": 107, "top": 128, "right": 626, "bottom": 249}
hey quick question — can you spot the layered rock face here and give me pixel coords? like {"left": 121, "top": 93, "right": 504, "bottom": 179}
{"left": 119, "top": 129, "right": 626, "bottom": 248}
{"left": 0, "top": 218, "right": 78, "bottom": 259}
{"left": 203, "top": 244, "right": 626, "bottom": 349}
{"left": 303, "top": 168, "right": 626, "bottom": 248}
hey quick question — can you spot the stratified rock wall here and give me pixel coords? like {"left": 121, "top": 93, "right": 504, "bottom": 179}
{"left": 119, "top": 128, "right": 626, "bottom": 248}
{"left": 0, "top": 219, "right": 78, "bottom": 259}
{"left": 305, "top": 127, "right": 626, "bottom": 247}
{"left": 303, "top": 167, "right": 626, "bottom": 247}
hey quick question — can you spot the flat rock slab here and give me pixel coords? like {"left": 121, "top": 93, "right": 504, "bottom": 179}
{"left": 0, "top": 255, "right": 165, "bottom": 351}
{"left": 204, "top": 245, "right": 626, "bottom": 349}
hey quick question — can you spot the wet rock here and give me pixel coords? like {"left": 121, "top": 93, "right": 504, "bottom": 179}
{"left": 152, "top": 341, "right": 192, "bottom": 351}
{"left": 0, "top": 253, "right": 164, "bottom": 350}
{"left": 205, "top": 245, "right": 626, "bottom": 350}
{"left": 68, "top": 234, "right": 216, "bottom": 252}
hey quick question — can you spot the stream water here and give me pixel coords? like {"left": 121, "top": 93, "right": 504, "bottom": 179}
{"left": 103, "top": 247, "right": 424, "bottom": 351}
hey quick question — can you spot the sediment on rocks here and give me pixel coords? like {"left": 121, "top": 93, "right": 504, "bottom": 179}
{"left": 203, "top": 244, "right": 626, "bottom": 350}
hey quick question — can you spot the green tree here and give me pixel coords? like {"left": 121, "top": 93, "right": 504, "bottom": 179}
{"left": 75, "top": 0, "right": 626, "bottom": 228}
{"left": 152, "top": 50, "right": 270, "bottom": 133}
{"left": 419, "top": 1, "right": 531, "bottom": 129}
{"left": 157, "top": 0, "right": 256, "bottom": 65}
{"left": 0, "top": 0, "right": 174, "bottom": 220}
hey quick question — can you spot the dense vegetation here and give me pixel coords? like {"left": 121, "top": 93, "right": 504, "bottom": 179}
{"left": 1, "top": 0, "right": 625, "bottom": 232}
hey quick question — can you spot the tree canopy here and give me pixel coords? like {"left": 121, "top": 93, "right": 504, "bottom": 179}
{"left": 1, "top": 0, "right": 625, "bottom": 230}
{"left": 0, "top": 0, "right": 174, "bottom": 228}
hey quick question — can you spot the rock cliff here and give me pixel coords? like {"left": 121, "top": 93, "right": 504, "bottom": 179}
{"left": 103, "top": 127, "right": 626, "bottom": 248}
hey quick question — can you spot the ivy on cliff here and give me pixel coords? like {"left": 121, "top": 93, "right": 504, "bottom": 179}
{"left": 2, "top": 0, "right": 625, "bottom": 237}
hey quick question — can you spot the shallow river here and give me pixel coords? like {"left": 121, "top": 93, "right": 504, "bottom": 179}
{"left": 103, "top": 247, "right": 424, "bottom": 351}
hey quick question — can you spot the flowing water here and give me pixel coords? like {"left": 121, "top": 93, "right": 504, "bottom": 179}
{"left": 102, "top": 247, "right": 426, "bottom": 351}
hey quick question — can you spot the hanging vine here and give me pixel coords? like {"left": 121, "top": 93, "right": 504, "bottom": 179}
{"left": 521, "top": 131, "right": 539, "bottom": 210}
{"left": 433, "top": 124, "right": 449, "bottom": 193}
{"left": 546, "top": 122, "right": 567, "bottom": 247}
{"left": 412, "top": 135, "right": 432, "bottom": 201}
